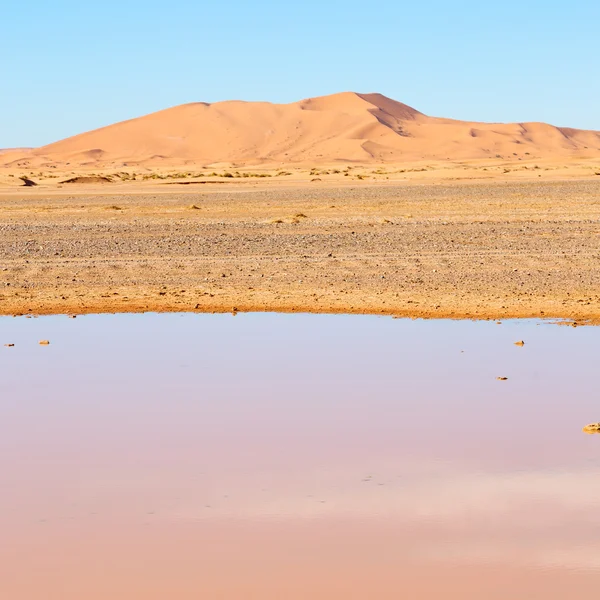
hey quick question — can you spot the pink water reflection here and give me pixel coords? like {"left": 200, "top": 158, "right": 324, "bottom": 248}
{"left": 1, "top": 314, "right": 599, "bottom": 599}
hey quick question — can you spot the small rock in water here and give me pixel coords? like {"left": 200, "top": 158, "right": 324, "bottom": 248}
{"left": 39, "top": 340, "right": 50, "bottom": 345}
{"left": 583, "top": 423, "right": 600, "bottom": 434}
{"left": 514, "top": 340, "right": 525, "bottom": 346}
{"left": 496, "top": 376, "right": 508, "bottom": 381}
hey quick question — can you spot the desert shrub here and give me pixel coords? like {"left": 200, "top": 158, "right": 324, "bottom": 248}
{"left": 19, "top": 176, "right": 37, "bottom": 186}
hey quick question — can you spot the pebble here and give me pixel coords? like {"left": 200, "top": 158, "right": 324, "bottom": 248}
{"left": 582, "top": 423, "right": 600, "bottom": 434}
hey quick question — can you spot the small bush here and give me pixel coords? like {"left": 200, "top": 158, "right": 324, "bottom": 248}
{"left": 19, "top": 176, "right": 38, "bottom": 187}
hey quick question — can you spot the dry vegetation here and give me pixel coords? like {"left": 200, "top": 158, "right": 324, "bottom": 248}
{"left": 3, "top": 157, "right": 600, "bottom": 190}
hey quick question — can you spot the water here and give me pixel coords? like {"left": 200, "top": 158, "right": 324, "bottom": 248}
{"left": 1, "top": 313, "right": 599, "bottom": 599}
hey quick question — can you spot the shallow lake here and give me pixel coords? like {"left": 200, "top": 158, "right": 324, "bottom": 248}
{"left": 1, "top": 313, "right": 599, "bottom": 599}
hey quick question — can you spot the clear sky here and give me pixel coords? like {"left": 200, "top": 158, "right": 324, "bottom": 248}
{"left": 2, "top": 0, "right": 599, "bottom": 148}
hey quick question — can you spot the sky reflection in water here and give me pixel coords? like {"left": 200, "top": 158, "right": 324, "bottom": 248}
{"left": 1, "top": 313, "right": 599, "bottom": 599}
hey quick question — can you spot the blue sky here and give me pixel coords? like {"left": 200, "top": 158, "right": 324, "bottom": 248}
{"left": 2, "top": 0, "right": 599, "bottom": 147}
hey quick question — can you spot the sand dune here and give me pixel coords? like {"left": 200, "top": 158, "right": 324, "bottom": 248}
{"left": 3, "top": 92, "right": 600, "bottom": 168}
{"left": 0, "top": 148, "right": 33, "bottom": 160}
{"left": 0, "top": 148, "right": 32, "bottom": 154}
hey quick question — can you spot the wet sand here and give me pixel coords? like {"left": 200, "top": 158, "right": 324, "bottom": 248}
{"left": 0, "top": 179, "right": 599, "bottom": 321}
{"left": 1, "top": 313, "right": 600, "bottom": 599}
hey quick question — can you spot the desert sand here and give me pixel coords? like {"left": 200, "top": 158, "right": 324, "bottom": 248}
{"left": 1, "top": 92, "right": 599, "bottom": 320}
{"left": 2, "top": 92, "right": 600, "bottom": 169}
{"left": 0, "top": 177, "right": 599, "bottom": 321}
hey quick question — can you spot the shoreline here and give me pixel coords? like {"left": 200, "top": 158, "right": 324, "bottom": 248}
{"left": 0, "top": 302, "right": 590, "bottom": 325}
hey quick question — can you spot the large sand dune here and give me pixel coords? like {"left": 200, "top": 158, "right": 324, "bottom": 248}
{"left": 3, "top": 92, "right": 600, "bottom": 168}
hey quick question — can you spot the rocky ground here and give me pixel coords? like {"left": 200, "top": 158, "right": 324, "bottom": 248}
{"left": 0, "top": 179, "right": 599, "bottom": 321}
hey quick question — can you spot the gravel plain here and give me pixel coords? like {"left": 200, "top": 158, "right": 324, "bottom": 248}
{"left": 1, "top": 180, "right": 599, "bottom": 321}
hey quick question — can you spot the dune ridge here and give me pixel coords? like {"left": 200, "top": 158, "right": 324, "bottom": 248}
{"left": 3, "top": 92, "right": 600, "bottom": 168}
